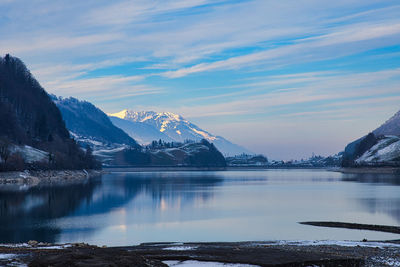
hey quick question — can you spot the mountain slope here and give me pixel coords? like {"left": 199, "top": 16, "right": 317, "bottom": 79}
{"left": 341, "top": 133, "right": 378, "bottom": 166}
{"left": 342, "top": 109, "right": 400, "bottom": 167}
{"left": 0, "top": 54, "right": 98, "bottom": 170}
{"left": 0, "top": 55, "right": 69, "bottom": 145}
{"left": 54, "top": 97, "right": 138, "bottom": 149}
{"left": 373, "top": 110, "right": 400, "bottom": 136}
{"left": 356, "top": 136, "right": 400, "bottom": 164}
{"left": 108, "top": 110, "right": 251, "bottom": 156}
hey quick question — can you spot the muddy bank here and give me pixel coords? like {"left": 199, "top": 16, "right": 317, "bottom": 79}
{"left": 1, "top": 241, "right": 400, "bottom": 266}
{"left": 300, "top": 221, "right": 400, "bottom": 235}
{"left": 0, "top": 169, "right": 103, "bottom": 186}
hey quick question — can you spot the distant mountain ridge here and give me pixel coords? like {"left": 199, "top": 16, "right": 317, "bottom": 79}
{"left": 53, "top": 97, "right": 138, "bottom": 150}
{"left": 108, "top": 110, "right": 252, "bottom": 156}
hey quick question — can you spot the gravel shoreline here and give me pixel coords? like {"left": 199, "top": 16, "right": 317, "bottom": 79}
{"left": 1, "top": 240, "right": 400, "bottom": 266}
{"left": 0, "top": 169, "right": 103, "bottom": 186}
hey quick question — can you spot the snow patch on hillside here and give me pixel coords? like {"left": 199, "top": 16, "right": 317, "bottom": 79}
{"left": 93, "top": 145, "right": 128, "bottom": 164}
{"left": 356, "top": 136, "right": 400, "bottom": 164}
{"left": 0, "top": 253, "right": 17, "bottom": 259}
{"left": 160, "top": 120, "right": 170, "bottom": 132}
{"left": 190, "top": 127, "right": 217, "bottom": 141}
{"left": 70, "top": 132, "right": 105, "bottom": 147}
{"left": 11, "top": 145, "right": 48, "bottom": 163}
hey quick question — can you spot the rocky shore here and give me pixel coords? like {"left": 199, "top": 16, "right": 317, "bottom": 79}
{"left": 0, "top": 169, "right": 103, "bottom": 186}
{"left": 1, "top": 240, "right": 400, "bottom": 266}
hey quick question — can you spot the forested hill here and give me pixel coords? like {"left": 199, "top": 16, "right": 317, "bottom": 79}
{"left": 0, "top": 54, "right": 98, "bottom": 170}
{"left": 112, "top": 139, "right": 227, "bottom": 167}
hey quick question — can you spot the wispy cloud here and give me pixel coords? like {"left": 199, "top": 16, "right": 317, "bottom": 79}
{"left": 163, "top": 21, "right": 400, "bottom": 78}
{"left": 169, "top": 68, "right": 400, "bottom": 121}
{"left": 1, "top": 33, "right": 122, "bottom": 55}
{"left": 40, "top": 74, "right": 161, "bottom": 105}
{"left": 85, "top": 0, "right": 220, "bottom": 26}
{"left": 30, "top": 56, "right": 147, "bottom": 83}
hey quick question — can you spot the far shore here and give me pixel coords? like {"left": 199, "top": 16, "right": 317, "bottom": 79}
{"left": 104, "top": 166, "right": 227, "bottom": 172}
{"left": 103, "top": 165, "right": 400, "bottom": 174}
{"left": 103, "top": 165, "right": 329, "bottom": 172}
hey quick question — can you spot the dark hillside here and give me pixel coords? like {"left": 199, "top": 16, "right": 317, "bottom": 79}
{"left": 341, "top": 132, "right": 378, "bottom": 167}
{"left": 0, "top": 55, "right": 69, "bottom": 144}
{"left": 0, "top": 54, "right": 99, "bottom": 170}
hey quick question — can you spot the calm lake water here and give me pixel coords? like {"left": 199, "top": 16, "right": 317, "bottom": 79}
{"left": 1, "top": 169, "right": 400, "bottom": 246}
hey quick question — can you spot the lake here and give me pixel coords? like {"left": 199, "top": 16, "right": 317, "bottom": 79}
{"left": 1, "top": 169, "right": 400, "bottom": 246}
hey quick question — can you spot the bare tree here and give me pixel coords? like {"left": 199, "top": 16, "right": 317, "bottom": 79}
{"left": 0, "top": 137, "right": 11, "bottom": 164}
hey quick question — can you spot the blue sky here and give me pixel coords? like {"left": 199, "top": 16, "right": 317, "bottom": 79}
{"left": 1, "top": 0, "right": 400, "bottom": 159}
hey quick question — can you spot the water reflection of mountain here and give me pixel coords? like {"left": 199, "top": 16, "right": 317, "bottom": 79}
{"left": 0, "top": 178, "right": 102, "bottom": 243}
{"left": 341, "top": 173, "right": 400, "bottom": 186}
{"left": 73, "top": 172, "right": 224, "bottom": 217}
{"left": 0, "top": 172, "right": 223, "bottom": 243}
{"left": 341, "top": 173, "right": 400, "bottom": 224}
{"left": 360, "top": 198, "right": 400, "bottom": 224}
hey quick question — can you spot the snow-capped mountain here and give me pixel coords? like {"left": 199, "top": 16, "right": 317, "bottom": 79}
{"left": 108, "top": 110, "right": 252, "bottom": 156}
{"left": 109, "top": 116, "right": 174, "bottom": 144}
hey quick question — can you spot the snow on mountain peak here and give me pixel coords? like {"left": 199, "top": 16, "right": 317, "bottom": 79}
{"left": 153, "top": 111, "right": 183, "bottom": 122}
{"left": 109, "top": 110, "right": 220, "bottom": 144}
{"left": 109, "top": 110, "right": 185, "bottom": 124}
{"left": 108, "top": 109, "right": 128, "bottom": 119}
{"left": 108, "top": 109, "right": 253, "bottom": 156}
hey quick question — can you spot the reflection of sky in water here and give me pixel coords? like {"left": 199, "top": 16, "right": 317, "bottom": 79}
{"left": 1, "top": 170, "right": 400, "bottom": 245}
